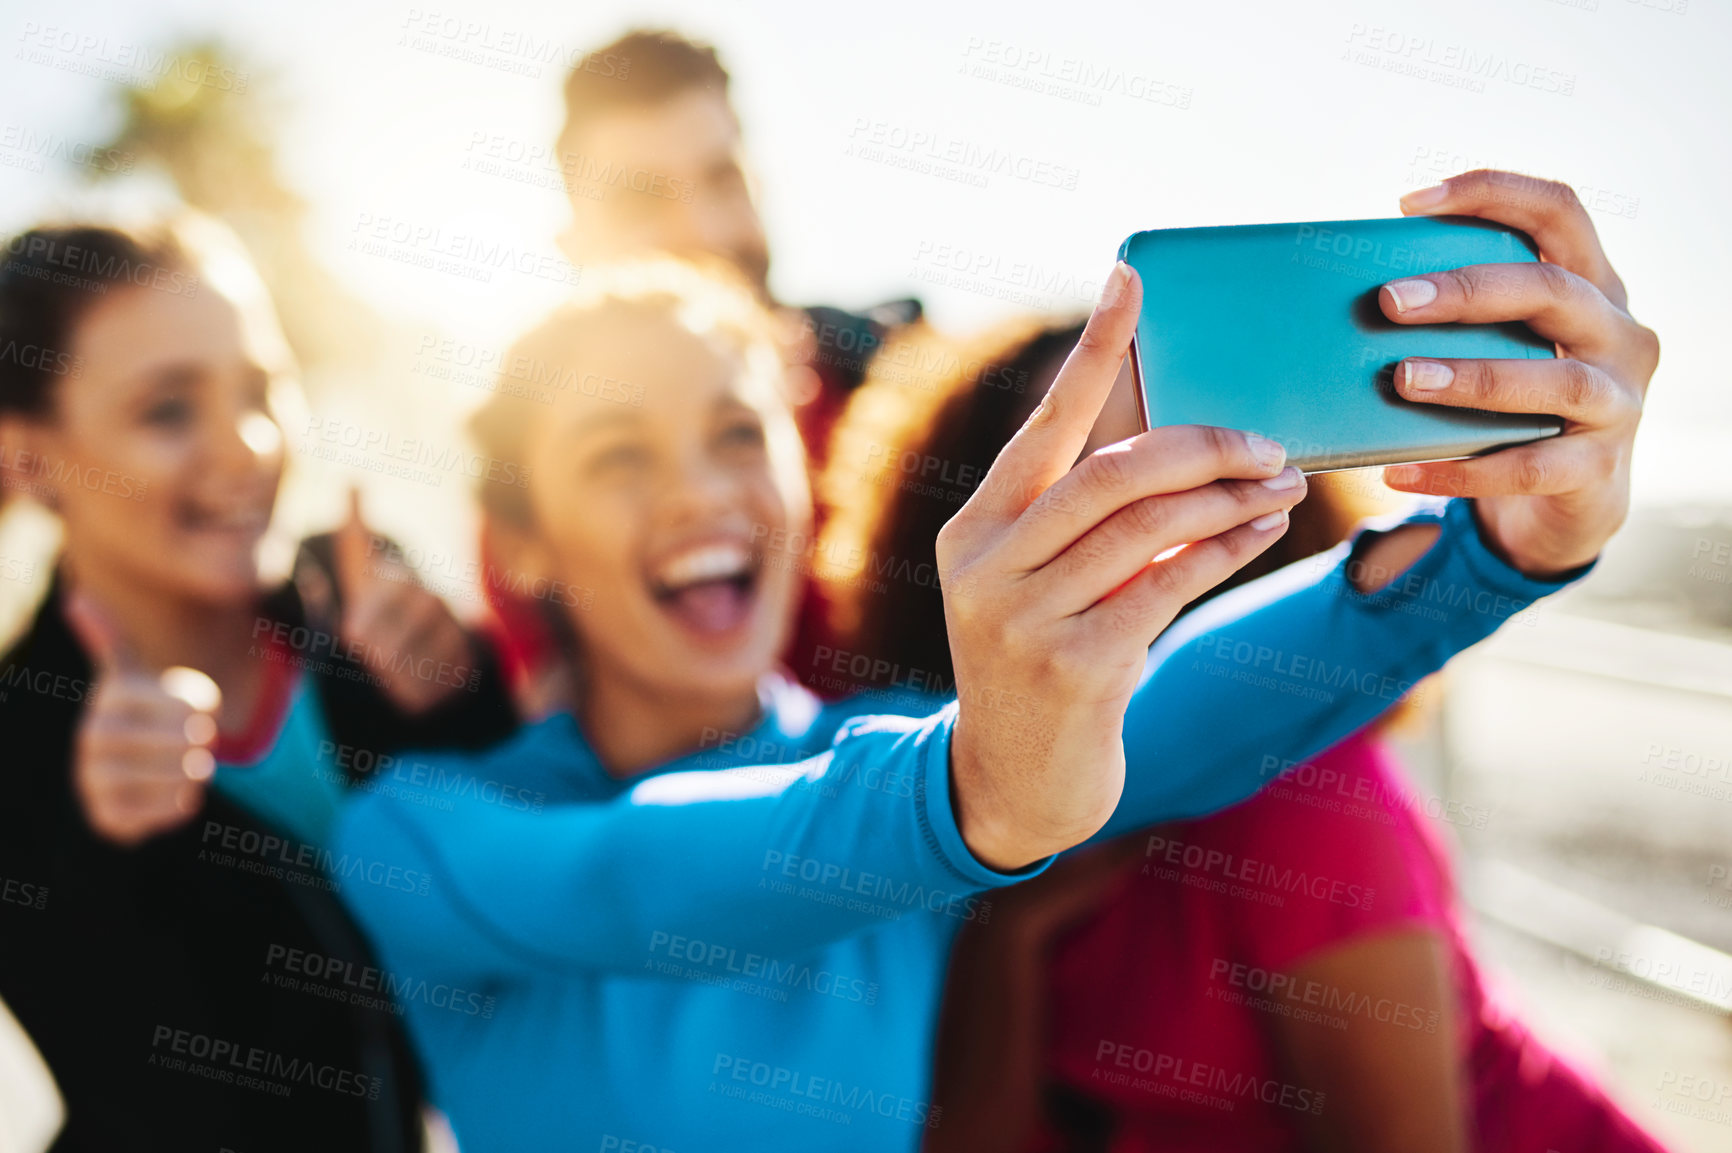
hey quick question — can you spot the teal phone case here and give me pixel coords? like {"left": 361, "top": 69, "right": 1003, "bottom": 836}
{"left": 1117, "top": 215, "right": 1562, "bottom": 473}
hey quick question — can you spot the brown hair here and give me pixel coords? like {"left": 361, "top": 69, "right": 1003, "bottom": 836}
{"left": 557, "top": 30, "right": 732, "bottom": 163}
{"left": 817, "top": 317, "right": 1385, "bottom": 694}
{"left": 0, "top": 222, "right": 194, "bottom": 418}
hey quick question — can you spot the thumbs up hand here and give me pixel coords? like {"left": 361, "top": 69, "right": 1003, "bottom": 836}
{"left": 333, "top": 489, "right": 476, "bottom": 715}
{"left": 66, "top": 592, "right": 222, "bottom": 846}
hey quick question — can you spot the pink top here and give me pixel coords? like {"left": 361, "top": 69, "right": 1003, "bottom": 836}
{"left": 1036, "top": 735, "right": 1670, "bottom": 1153}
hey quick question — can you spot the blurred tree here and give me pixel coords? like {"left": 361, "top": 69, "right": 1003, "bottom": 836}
{"left": 83, "top": 38, "right": 377, "bottom": 376}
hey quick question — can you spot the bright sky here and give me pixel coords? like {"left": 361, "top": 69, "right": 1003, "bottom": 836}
{"left": 2, "top": 0, "right": 1726, "bottom": 508}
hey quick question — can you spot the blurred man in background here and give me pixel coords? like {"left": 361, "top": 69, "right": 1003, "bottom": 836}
{"left": 555, "top": 29, "right": 918, "bottom": 463}
{"left": 556, "top": 30, "right": 769, "bottom": 292}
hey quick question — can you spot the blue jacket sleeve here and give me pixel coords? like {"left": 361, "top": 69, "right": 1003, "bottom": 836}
{"left": 1097, "top": 498, "right": 1592, "bottom": 837}
{"left": 331, "top": 708, "right": 1033, "bottom": 983}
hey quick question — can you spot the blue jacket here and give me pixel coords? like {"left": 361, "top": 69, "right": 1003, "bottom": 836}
{"left": 333, "top": 499, "right": 1578, "bottom": 1151}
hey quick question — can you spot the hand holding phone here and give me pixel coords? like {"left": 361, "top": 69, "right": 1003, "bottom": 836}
{"left": 1119, "top": 168, "right": 1656, "bottom": 580}
{"left": 1119, "top": 214, "right": 1563, "bottom": 472}
{"left": 1375, "top": 170, "right": 1656, "bottom": 579}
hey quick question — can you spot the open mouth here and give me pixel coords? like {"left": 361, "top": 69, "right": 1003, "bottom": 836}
{"left": 177, "top": 497, "right": 272, "bottom": 542}
{"left": 646, "top": 539, "right": 761, "bottom": 637}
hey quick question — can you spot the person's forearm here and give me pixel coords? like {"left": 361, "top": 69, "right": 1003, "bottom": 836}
{"left": 334, "top": 709, "right": 1036, "bottom": 981}
{"left": 1097, "top": 498, "right": 1590, "bottom": 838}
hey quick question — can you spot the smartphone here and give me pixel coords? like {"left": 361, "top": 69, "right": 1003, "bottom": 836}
{"left": 1117, "top": 215, "right": 1563, "bottom": 473}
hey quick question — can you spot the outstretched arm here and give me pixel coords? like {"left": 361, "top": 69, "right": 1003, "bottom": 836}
{"left": 1101, "top": 496, "right": 1574, "bottom": 836}
{"left": 334, "top": 709, "right": 1014, "bottom": 983}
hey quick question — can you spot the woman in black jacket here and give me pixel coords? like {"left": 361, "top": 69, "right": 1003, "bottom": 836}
{"left": 0, "top": 215, "right": 517, "bottom": 1151}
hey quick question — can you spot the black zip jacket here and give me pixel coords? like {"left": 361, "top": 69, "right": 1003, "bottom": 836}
{"left": 0, "top": 543, "right": 517, "bottom": 1153}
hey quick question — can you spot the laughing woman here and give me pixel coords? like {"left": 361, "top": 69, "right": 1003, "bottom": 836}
{"left": 331, "top": 172, "right": 1651, "bottom": 1153}
{"left": 0, "top": 216, "right": 517, "bottom": 1151}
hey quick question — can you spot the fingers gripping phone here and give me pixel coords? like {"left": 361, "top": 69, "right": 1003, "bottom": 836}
{"left": 1117, "top": 215, "right": 1563, "bottom": 473}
